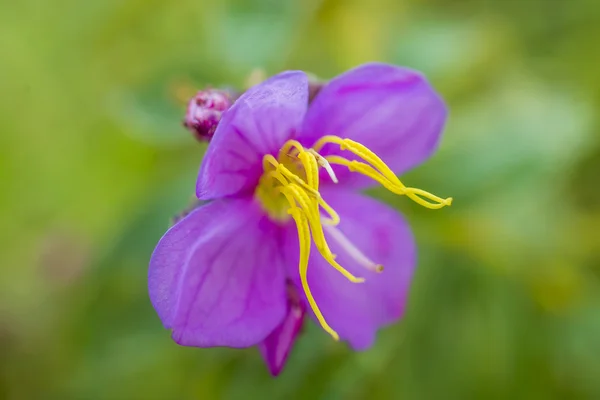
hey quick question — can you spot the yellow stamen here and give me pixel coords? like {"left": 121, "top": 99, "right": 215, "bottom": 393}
{"left": 283, "top": 184, "right": 365, "bottom": 284}
{"left": 319, "top": 198, "right": 340, "bottom": 226}
{"left": 317, "top": 136, "right": 453, "bottom": 209}
{"left": 286, "top": 203, "right": 339, "bottom": 341}
{"left": 254, "top": 135, "right": 452, "bottom": 340}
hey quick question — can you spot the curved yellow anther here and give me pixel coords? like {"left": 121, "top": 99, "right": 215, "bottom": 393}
{"left": 404, "top": 188, "right": 454, "bottom": 209}
{"left": 297, "top": 150, "right": 320, "bottom": 190}
{"left": 279, "top": 140, "right": 305, "bottom": 158}
{"left": 321, "top": 137, "right": 453, "bottom": 210}
{"left": 326, "top": 156, "right": 407, "bottom": 194}
{"left": 312, "top": 135, "right": 344, "bottom": 153}
{"left": 318, "top": 198, "right": 340, "bottom": 226}
{"left": 267, "top": 170, "right": 289, "bottom": 187}
{"left": 276, "top": 163, "right": 320, "bottom": 198}
{"left": 286, "top": 204, "right": 339, "bottom": 341}
{"left": 282, "top": 184, "right": 365, "bottom": 284}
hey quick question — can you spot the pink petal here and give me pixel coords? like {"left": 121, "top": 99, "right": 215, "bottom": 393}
{"left": 299, "top": 63, "right": 447, "bottom": 189}
{"left": 149, "top": 198, "right": 287, "bottom": 348}
{"left": 196, "top": 71, "right": 308, "bottom": 200}
{"left": 259, "top": 283, "right": 306, "bottom": 376}
{"left": 282, "top": 188, "right": 416, "bottom": 349}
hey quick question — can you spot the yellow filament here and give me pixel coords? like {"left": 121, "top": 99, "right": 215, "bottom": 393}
{"left": 286, "top": 203, "right": 339, "bottom": 341}
{"left": 316, "top": 136, "right": 453, "bottom": 209}
{"left": 264, "top": 154, "right": 340, "bottom": 225}
{"left": 326, "top": 156, "right": 407, "bottom": 194}
{"left": 319, "top": 198, "right": 340, "bottom": 226}
{"left": 283, "top": 184, "right": 365, "bottom": 284}
{"left": 255, "top": 135, "right": 452, "bottom": 341}
{"left": 279, "top": 140, "right": 306, "bottom": 158}
{"left": 265, "top": 155, "right": 320, "bottom": 198}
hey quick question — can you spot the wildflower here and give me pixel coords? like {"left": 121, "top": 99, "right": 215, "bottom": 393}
{"left": 149, "top": 63, "right": 451, "bottom": 374}
{"left": 183, "top": 89, "right": 231, "bottom": 141}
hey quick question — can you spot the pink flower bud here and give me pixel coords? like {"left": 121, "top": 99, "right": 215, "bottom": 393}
{"left": 183, "top": 89, "right": 231, "bottom": 141}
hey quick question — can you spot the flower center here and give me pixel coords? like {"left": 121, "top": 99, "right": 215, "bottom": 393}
{"left": 254, "top": 136, "right": 453, "bottom": 341}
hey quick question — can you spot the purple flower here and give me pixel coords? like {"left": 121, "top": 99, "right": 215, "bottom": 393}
{"left": 183, "top": 89, "right": 231, "bottom": 141}
{"left": 149, "top": 63, "right": 451, "bottom": 375}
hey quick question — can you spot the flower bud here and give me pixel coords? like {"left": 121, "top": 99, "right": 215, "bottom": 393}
{"left": 183, "top": 89, "right": 232, "bottom": 141}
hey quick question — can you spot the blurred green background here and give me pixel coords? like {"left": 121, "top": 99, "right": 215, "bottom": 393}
{"left": 1, "top": 0, "right": 600, "bottom": 398}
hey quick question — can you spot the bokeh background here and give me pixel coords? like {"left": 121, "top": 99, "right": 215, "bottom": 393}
{"left": 1, "top": 0, "right": 600, "bottom": 398}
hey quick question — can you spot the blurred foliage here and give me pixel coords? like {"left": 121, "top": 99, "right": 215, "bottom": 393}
{"left": 1, "top": 0, "right": 600, "bottom": 399}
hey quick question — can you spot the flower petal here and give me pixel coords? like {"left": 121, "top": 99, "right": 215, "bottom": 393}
{"left": 300, "top": 63, "right": 447, "bottom": 189}
{"left": 149, "top": 198, "right": 287, "bottom": 348}
{"left": 196, "top": 71, "right": 309, "bottom": 200}
{"left": 258, "top": 285, "right": 305, "bottom": 376}
{"left": 282, "top": 188, "right": 416, "bottom": 350}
